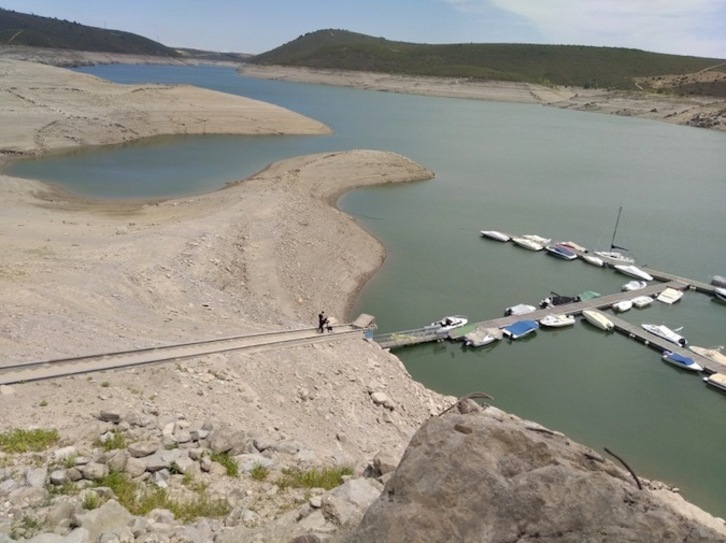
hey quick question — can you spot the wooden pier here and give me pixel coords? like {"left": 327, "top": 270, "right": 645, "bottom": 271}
{"left": 372, "top": 275, "right": 725, "bottom": 374}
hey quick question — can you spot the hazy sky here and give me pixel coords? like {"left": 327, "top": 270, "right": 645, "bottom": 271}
{"left": 3, "top": 0, "right": 725, "bottom": 58}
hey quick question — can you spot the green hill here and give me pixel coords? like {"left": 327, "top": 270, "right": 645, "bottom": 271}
{"left": 251, "top": 29, "right": 726, "bottom": 93}
{"left": 0, "top": 7, "right": 179, "bottom": 57}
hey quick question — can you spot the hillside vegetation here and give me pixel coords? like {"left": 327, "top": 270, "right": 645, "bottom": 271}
{"left": 252, "top": 29, "right": 726, "bottom": 95}
{"left": 0, "top": 8, "right": 178, "bottom": 57}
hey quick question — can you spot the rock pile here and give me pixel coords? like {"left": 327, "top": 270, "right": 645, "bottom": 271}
{"left": 0, "top": 407, "right": 399, "bottom": 542}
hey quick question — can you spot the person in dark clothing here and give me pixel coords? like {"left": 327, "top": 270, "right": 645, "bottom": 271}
{"left": 318, "top": 311, "right": 326, "bottom": 333}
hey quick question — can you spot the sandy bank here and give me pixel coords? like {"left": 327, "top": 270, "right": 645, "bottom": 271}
{"left": 0, "top": 58, "right": 329, "bottom": 166}
{"left": 239, "top": 64, "right": 726, "bottom": 132}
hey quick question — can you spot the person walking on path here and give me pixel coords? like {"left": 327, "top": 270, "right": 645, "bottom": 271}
{"left": 318, "top": 311, "right": 326, "bottom": 333}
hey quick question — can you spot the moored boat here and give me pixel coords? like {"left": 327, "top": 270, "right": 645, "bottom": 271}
{"left": 612, "top": 300, "right": 633, "bottom": 312}
{"left": 539, "top": 314, "right": 576, "bottom": 328}
{"left": 656, "top": 287, "right": 685, "bottom": 304}
{"left": 447, "top": 323, "right": 478, "bottom": 341}
{"left": 642, "top": 323, "right": 687, "bottom": 347}
{"left": 582, "top": 310, "right": 614, "bottom": 331}
{"left": 544, "top": 244, "right": 577, "bottom": 261}
{"left": 511, "top": 237, "right": 544, "bottom": 251}
{"left": 662, "top": 350, "right": 703, "bottom": 372}
{"left": 463, "top": 326, "right": 503, "bottom": 347}
{"left": 614, "top": 264, "right": 653, "bottom": 282}
{"left": 704, "top": 373, "right": 726, "bottom": 393}
{"left": 504, "top": 303, "right": 536, "bottom": 317}
{"left": 593, "top": 207, "right": 635, "bottom": 265}
{"left": 522, "top": 234, "right": 551, "bottom": 245}
{"left": 622, "top": 280, "right": 647, "bottom": 292}
{"left": 711, "top": 275, "right": 726, "bottom": 288}
{"left": 430, "top": 315, "right": 468, "bottom": 333}
{"left": 715, "top": 287, "right": 726, "bottom": 303}
{"left": 631, "top": 295, "right": 654, "bottom": 308}
{"left": 689, "top": 345, "right": 726, "bottom": 366}
{"left": 539, "top": 293, "right": 580, "bottom": 309}
{"left": 480, "top": 230, "right": 510, "bottom": 242}
{"left": 581, "top": 254, "right": 604, "bottom": 267}
{"left": 560, "top": 241, "right": 587, "bottom": 252}
{"left": 501, "top": 320, "right": 539, "bottom": 340}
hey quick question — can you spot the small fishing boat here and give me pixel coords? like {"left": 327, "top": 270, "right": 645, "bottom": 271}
{"left": 504, "top": 303, "right": 537, "bottom": 317}
{"left": 501, "top": 320, "right": 539, "bottom": 340}
{"left": 539, "top": 314, "right": 576, "bottom": 328}
{"left": 631, "top": 295, "right": 654, "bottom": 308}
{"left": 689, "top": 345, "right": 726, "bottom": 366}
{"left": 581, "top": 254, "right": 605, "bottom": 267}
{"left": 662, "top": 351, "right": 703, "bottom": 372}
{"left": 511, "top": 237, "right": 545, "bottom": 251}
{"left": 578, "top": 290, "right": 601, "bottom": 301}
{"left": 430, "top": 315, "right": 468, "bottom": 332}
{"left": 641, "top": 323, "right": 687, "bottom": 347}
{"left": 463, "top": 326, "right": 503, "bottom": 347}
{"left": 715, "top": 287, "right": 726, "bottom": 303}
{"left": 480, "top": 230, "right": 510, "bottom": 242}
{"left": 711, "top": 275, "right": 726, "bottom": 288}
{"left": 614, "top": 264, "right": 653, "bottom": 282}
{"left": 522, "top": 234, "right": 551, "bottom": 245}
{"left": 656, "top": 287, "right": 685, "bottom": 304}
{"left": 544, "top": 244, "right": 577, "bottom": 261}
{"left": 622, "top": 280, "right": 647, "bottom": 292}
{"left": 704, "top": 373, "right": 726, "bottom": 393}
{"left": 539, "top": 293, "right": 580, "bottom": 309}
{"left": 612, "top": 300, "right": 633, "bottom": 312}
{"left": 582, "top": 310, "right": 614, "bottom": 331}
{"left": 560, "top": 241, "right": 587, "bottom": 252}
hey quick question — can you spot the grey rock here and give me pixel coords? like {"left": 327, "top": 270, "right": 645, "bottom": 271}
{"left": 26, "top": 467, "right": 48, "bottom": 488}
{"left": 61, "top": 528, "right": 90, "bottom": 543}
{"left": 9, "top": 486, "right": 48, "bottom": 506}
{"left": 106, "top": 450, "right": 128, "bottom": 473}
{"left": 127, "top": 441, "right": 159, "bottom": 458}
{"left": 124, "top": 457, "right": 146, "bottom": 478}
{"left": 322, "top": 478, "right": 380, "bottom": 528}
{"left": 0, "top": 478, "right": 18, "bottom": 496}
{"left": 49, "top": 469, "right": 69, "bottom": 485}
{"left": 79, "top": 462, "right": 107, "bottom": 482}
{"left": 346, "top": 413, "right": 726, "bottom": 543}
{"left": 72, "top": 500, "right": 133, "bottom": 543}
{"left": 25, "top": 534, "right": 64, "bottom": 543}
{"left": 46, "top": 499, "right": 79, "bottom": 528}
{"left": 98, "top": 410, "right": 122, "bottom": 423}
{"left": 53, "top": 447, "right": 78, "bottom": 462}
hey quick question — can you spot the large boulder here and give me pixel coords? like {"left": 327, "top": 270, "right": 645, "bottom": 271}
{"left": 345, "top": 409, "right": 726, "bottom": 542}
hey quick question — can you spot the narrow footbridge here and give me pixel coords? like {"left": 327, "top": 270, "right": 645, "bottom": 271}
{"left": 0, "top": 324, "right": 368, "bottom": 386}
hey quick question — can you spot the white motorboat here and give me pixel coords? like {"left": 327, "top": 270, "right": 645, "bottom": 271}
{"left": 662, "top": 351, "right": 703, "bottom": 372}
{"left": 704, "top": 373, "right": 726, "bottom": 393}
{"left": 480, "top": 230, "right": 510, "bottom": 242}
{"left": 614, "top": 264, "right": 653, "bottom": 282}
{"left": 430, "top": 315, "right": 468, "bottom": 332}
{"left": 582, "top": 310, "right": 614, "bottom": 331}
{"left": 539, "top": 314, "right": 576, "bottom": 328}
{"left": 560, "top": 241, "right": 587, "bottom": 252}
{"left": 689, "top": 346, "right": 726, "bottom": 366}
{"left": 522, "top": 234, "right": 551, "bottom": 245}
{"left": 715, "top": 287, "right": 726, "bottom": 303}
{"left": 612, "top": 300, "right": 633, "bottom": 312}
{"left": 504, "top": 303, "right": 537, "bottom": 317}
{"left": 641, "top": 323, "right": 687, "bottom": 347}
{"left": 656, "top": 287, "right": 684, "bottom": 304}
{"left": 622, "top": 280, "right": 647, "bottom": 292}
{"left": 581, "top": 253, "right": 604, "bottom": 267}
{"left": 463, "top": 326, "right": 503, "bottom": 347}
{"left": 631, "top": 295, "right": 654, "bottom": 308}
{"left": 511, "top": 237, "right": 544, "bottom": 251}
{"left": 711, "top": 275, "right": 726, "bottom": 288}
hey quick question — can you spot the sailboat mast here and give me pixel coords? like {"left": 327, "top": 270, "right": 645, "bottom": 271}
{"left": 611, "top": 206, "right": 623, "bottom": 250}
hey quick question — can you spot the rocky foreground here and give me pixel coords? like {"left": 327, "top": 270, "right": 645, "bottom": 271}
{"left": 1, "top": 55, "right": 725, "bottom": 542}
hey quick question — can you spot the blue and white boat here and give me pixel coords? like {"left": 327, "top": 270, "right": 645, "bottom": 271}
{"left": 544, "top": 243, "right": 577, "bottom": 261}
{"left": 501, "top": 320, "right": 539, "bottom": 340}
{"left": 662, "top": 350, "right": 703, "bottom": 372}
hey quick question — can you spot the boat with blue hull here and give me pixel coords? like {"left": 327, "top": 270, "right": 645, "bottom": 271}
{"left": 501, "top": 320, "right": 539, "bottom": 340}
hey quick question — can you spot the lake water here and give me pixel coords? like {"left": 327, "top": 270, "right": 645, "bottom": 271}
{"left": 5, "top": 64, "right": 726, "bottom": 516}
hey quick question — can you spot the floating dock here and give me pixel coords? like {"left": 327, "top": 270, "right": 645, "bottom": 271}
{"left": 372, "top": 275, "right": 725, "bottom": 374}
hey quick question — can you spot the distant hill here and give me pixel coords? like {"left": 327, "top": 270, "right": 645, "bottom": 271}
{"left": 0, "top": 7, "right": 179, "bottom": 57}
{"left": 251, "top": 29, "right": 726, "bottom": 95}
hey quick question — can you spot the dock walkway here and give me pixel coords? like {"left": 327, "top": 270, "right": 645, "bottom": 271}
{"left": 373, "top": 278, "right": 725, "bottom": 374}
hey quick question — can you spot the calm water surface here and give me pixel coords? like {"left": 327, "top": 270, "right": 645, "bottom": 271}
{"left": 6, "top": 65, "right": 726, "bottom": 515}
